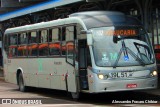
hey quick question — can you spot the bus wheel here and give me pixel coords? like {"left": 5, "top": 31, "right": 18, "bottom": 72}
{"left": 71, "top": 92, "right": 80, "bottom": 100}
{"left": 18, "top": 72, "right": 26, "bottom": 92}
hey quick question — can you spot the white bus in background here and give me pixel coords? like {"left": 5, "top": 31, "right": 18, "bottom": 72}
{"left": 3, "top": 11, "right": 158, "bottom": 99}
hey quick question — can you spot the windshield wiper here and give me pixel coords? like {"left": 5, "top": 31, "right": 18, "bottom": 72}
{"left": 113, "top": 38, "right": 145, "bottom": 68}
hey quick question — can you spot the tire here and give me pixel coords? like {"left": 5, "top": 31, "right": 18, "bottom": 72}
{"left": 18, "top": 72, "right": 27, "bottom": 92}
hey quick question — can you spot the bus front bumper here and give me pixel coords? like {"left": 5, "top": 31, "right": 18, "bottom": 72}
{"left": 90, "top": 77, "right": 157, "bottom": 93}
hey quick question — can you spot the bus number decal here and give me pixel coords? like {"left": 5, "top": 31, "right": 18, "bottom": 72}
{"left": 54, "top": 62, "right": 62, "bottom": 65}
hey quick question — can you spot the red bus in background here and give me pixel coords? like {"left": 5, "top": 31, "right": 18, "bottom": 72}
{"left": 155, "top": 45, "right": 160, "bottom": 69}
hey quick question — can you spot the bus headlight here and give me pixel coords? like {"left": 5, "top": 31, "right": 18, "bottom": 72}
{"left": 97, "top": 74, "right": 109, "bottom": 80}
{"left": 150, "top": 71, "right": 157, "bottom": 76}
{"left": 98, "top": 74, "right": 104, "bottom": 79}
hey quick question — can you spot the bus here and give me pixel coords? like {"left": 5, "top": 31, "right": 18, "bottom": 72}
{"left": 3, "top": 11, "right": 158, "bottom": 99}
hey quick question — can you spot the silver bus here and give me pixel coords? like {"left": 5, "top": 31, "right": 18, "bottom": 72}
{"left": 3, "top": 11, "right": 158, "bottom": 99}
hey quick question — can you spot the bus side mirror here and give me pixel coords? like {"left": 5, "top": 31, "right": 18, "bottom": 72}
{"left": 113, "top": 36, "right": 118, "bottom": 43}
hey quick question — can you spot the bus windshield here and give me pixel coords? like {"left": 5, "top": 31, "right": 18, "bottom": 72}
{"left": 91, "top": 26, "right": 155, "bottom": 67}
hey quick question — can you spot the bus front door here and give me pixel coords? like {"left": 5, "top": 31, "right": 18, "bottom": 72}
{"left": 78, "top": 40, "right": 89, "bottom": 90}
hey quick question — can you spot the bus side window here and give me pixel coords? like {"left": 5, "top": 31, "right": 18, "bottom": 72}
{"left": 8, "top": 34, "right": 18, "bottom": 58}
{"left": 49, "top": 28, "right": 61, "bottom": 56}
{"left": 61, "top": 27, "right": 66, "bottom": 55}
{"left": 4, "top": 35, "right": 9, "bottom": 56}
{"left": 39, "top": 30, "right": 48, "bottom": 56}
{"left": 17, "top": 33, "right": 28, "bottom": 57}
{"left": 49, "top": 28, "right": 60, "bottom": 42}
{"left": 39, "top": 30, "right": 48, "bottom": 43}
{"left": 29, "top": 32, "right": 37, "bottom": 44}
{"left": 66, "top": 26, "right": 75, "bottom": 65}
{"left": 28, "top": 31, "right": 38, "bottom": 56}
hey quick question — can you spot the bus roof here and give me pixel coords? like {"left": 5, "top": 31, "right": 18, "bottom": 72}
{"left": 4, "top": 17, "right": 86, "bottom": 34}
{"left": 0, "top": 0, "right": 84, "bottom": 21}
{"left": 70, "top": 11, "right": 141, "bottom": 29}
{"left": 5, "top": 11, "right": 141, "bottom": 34}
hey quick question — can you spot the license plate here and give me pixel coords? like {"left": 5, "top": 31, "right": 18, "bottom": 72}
{"left": 109, "top": 72, "right": 133, "bottom": 78}
{"left": 127, "top": 84, "right": 137, "bottom": 88}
